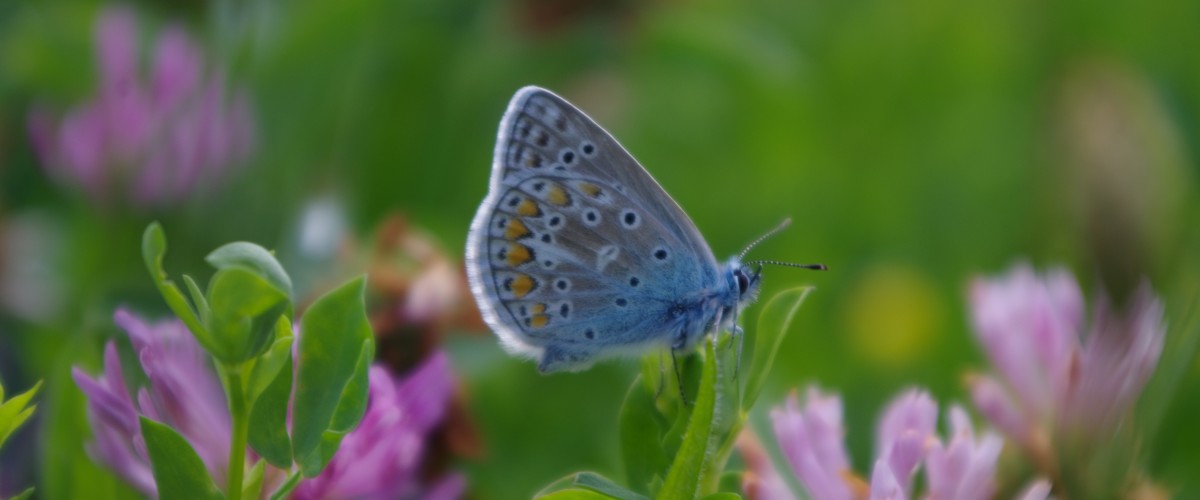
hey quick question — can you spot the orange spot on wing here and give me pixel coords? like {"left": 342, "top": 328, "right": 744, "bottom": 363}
{"left": 530, "top": 314, "right": 550, "bottom": 328}
{"left": 579, "top": 182, "right": 602, "bottom": 198}
{"left": 531, "top": 303, "right": 546, "bottom": 314}
{"left": 516, "top": 199, "right": 542, "bottom": 217}
{"left": 546, "top": 184, "right": 571, "bottom": 206}
{"left": 505, "top": 219, "right": 531, "bottom": 240}
{"left": 506, "top": 244, "right": 535, "bottom": 267}
{"left": 510, "top": 274, "right": 537, "bottom": 298}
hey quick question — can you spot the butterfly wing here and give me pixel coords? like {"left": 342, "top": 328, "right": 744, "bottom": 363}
{"left": 466, "top": 86, "right": 721, "bottom": 372}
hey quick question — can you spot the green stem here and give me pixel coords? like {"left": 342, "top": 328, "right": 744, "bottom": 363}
{"left": 227, "top": 367, "right": 249, "bottom": 500}
{"left": 269, "top": 471, "right": 304, "bottom": 500}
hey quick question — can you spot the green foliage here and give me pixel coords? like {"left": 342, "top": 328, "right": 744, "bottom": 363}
{"left": 0, "top": 380, "right": 41, "bottom": 500}
{"left": 292, "top": 276, "right": 375, "bottom": 477}
{"left": 245, "top": 325, "right": 298, "bottom": 477}
{"left": 8, "top": 488, "right": 34, "bottom": 500}
{"left": 139, "top": 223, "right": 375, "bottom": 498}
{"left": 143, "top": 222, "right": 221, "bottom": 358}
{"left": 0, "top": 380, "right": 41, "bottom": 449}
{"left": 619, "top": 376, "right": 669, "bottom": 493}
{"left": 537, "top": 472, "right": 649, "bottom": 500}
{"left": 659, "top": 340, "right": 722, "bottom": 499}
{"left": 140, "top": 417, "right": 225, "bottom": 500}
{"left": 538, "top": 490, "right": 623, "bottom": 500}
{"left": 143, "top": 224, "right": 293, "bottom": 364}
{"left": 207, "top": 267, "right": 289, "bottom": 362}
{"left": 241, "top": 460, "right": 266, "bottom": 500}
{"left": 535, "top": 290, "right": 812, "bottom": 499}
{"left": 206, "top": 242, "right": 294, "bottom": 300}
{"left": 742, "top": 287, "right": 814, "bottom": 411}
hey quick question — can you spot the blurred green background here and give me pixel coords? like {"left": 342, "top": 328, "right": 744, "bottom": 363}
{"left": 1, "top": 0, "right": 1198, "bottom": 498}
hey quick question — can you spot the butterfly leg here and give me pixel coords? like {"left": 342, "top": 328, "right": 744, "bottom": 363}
{"left": 670, "top": 348, "right": 689, "bottom": 406}
{"left": 537, "top": 344, "right": 597, "bottom": 374}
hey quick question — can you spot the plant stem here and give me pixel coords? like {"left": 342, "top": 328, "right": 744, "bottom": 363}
{"left": 269, "top": 471, "right": 304, "bottom": 500}
{"left": 227, "top": 367, "right": 249, "bottom": 500}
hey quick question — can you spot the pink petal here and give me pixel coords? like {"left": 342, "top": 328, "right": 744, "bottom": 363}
{"left": 1066, "top": 283, "right": 1164, "bottom": 434}
{"left": 868, "top": 460, "right": 907, "bottom": 500}
{"left": 94, "top": 6, "right": 139, "bottom": 90}
{"left": 151, "top": 27, "right": 201, "bottom": 110}
{"left": 1015, "top": 479, "right": 1053, "bottom": 500}
{"left": 968, "top": 375, "right": 1031, "bottom": 447}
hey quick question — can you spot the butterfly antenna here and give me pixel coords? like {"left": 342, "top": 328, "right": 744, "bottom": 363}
{"left": 739, "top": 218, "right": 793, "bottom": 260}
{"left": 750, "top": 259, "right": 828, "bottom": 271}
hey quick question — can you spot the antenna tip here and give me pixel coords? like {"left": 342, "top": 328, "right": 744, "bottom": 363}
{"left": 812, "top": 264, "right": 829, "bottom": 271}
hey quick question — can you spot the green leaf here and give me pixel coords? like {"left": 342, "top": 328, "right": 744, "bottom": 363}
{"left": 207, "top": 267, "right": 289, "bottom": 362}
{"left": 208, "top": 268, "right": 289, "bottom": 323}
{"left": 248, "top": 318, "right": 295, "bottom": 402}
{"left": 301, "top": 338, "right": 373, "bottom": 475}
{"left": 537, "top": 489, "right": 620, "bottom": 500}
{"left": 268, "top": 471, "right": 303, "bottom": 500}
{"left": 0, "top": 381, "right": 41, "bottom": 448}
{"left": 619, "top": 375, "right": 668, "bottom": 494}
{"left": 141, "top": 223, "right": 220, "bottom": 358}
{"left": 574, "top": 472, "right": 649, "bottom": 500}
{"left": 658, "top": 341, "right": 720, "bottom": 500}
{"left": 659, "top": 353, "right": 703, "bottom": 462}
{"left": 206, "top": 241, "right": 293, "bottom": 299}
{"left": 292, "top": 276, "right": 374, "bottom": 477}
{"left": 183, "top": 274, "right": 211, "bottom": 321}
{"left": 9, "top": 487, "right": 34, "bottom": 500}
{"left": 717, "top": 471, "right": 744, "bottom": 496}
{"left": 139, "top": 417, "right": 225, "bottom": 499}
{"left": 534, "top": 473, "right": 578, "bottom": 497}
{"left": 328, "top": 340, "right": 372, "bottom": 433}
{"left": 242, "top": 460, "right": 266, "bottom": 500}
{"left": 703, "top": 335, "right": 743, "bottom": 492}
{"left": 248, "top": 350, "right": 293, "bottom": 468}
{"left": 743, "top": 287, "right": 813, "bottom": 411}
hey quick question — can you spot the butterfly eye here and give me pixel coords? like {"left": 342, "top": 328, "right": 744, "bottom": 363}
{"left": 735, "top": 270, "right": 749, "bottom": 295}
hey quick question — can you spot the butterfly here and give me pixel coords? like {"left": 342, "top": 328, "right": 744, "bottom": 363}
{"left": 466, "top": 86, "right": 822, "bottom": 374}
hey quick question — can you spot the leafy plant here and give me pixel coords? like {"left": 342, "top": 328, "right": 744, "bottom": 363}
{"left": 0, "top": 380, "right": 41, "bottom": 500}
{"left": 533, "top": 287, "right": 814, "bottom": 500}
{"left": 138, "top": 223, "right": 374, "bottom": 499}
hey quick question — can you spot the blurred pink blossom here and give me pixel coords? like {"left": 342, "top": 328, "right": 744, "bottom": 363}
{"left": 71, "top": 309, "right": 232, "bottom": 494}
{"left": 966, "top": 263, "right": 1164, "bottom": 457}
{"left": 746, "top": 386, "right": 1001, "bottom": 500}
{"left": 73, "top": 309, "right": 462, "bottom": 499}
{"left": 28, "top": 6, "right": 254, "bottom": 207}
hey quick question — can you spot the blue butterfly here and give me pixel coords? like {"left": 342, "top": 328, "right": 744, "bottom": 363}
{"left": 466, "top": 86, "right": 821, "bottom": 374}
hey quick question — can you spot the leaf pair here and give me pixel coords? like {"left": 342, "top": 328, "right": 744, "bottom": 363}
{"left": 143, "top": 223, "right": 293, "bottom": 364}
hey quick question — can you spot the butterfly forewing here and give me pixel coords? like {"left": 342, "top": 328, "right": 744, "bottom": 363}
{"left": 467, "top": 86, "right": 722, "bottom": 368}
{"left": 498, "top": 89, "right": 716, "bottom": 261}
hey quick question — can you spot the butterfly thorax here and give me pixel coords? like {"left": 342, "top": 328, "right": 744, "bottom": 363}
{"left": 671, "top": 258, "right": 761, "bottom": 353}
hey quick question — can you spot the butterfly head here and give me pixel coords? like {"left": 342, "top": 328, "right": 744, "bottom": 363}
{"left": 728, "top": 259, "right": 764, "bottom": 308}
